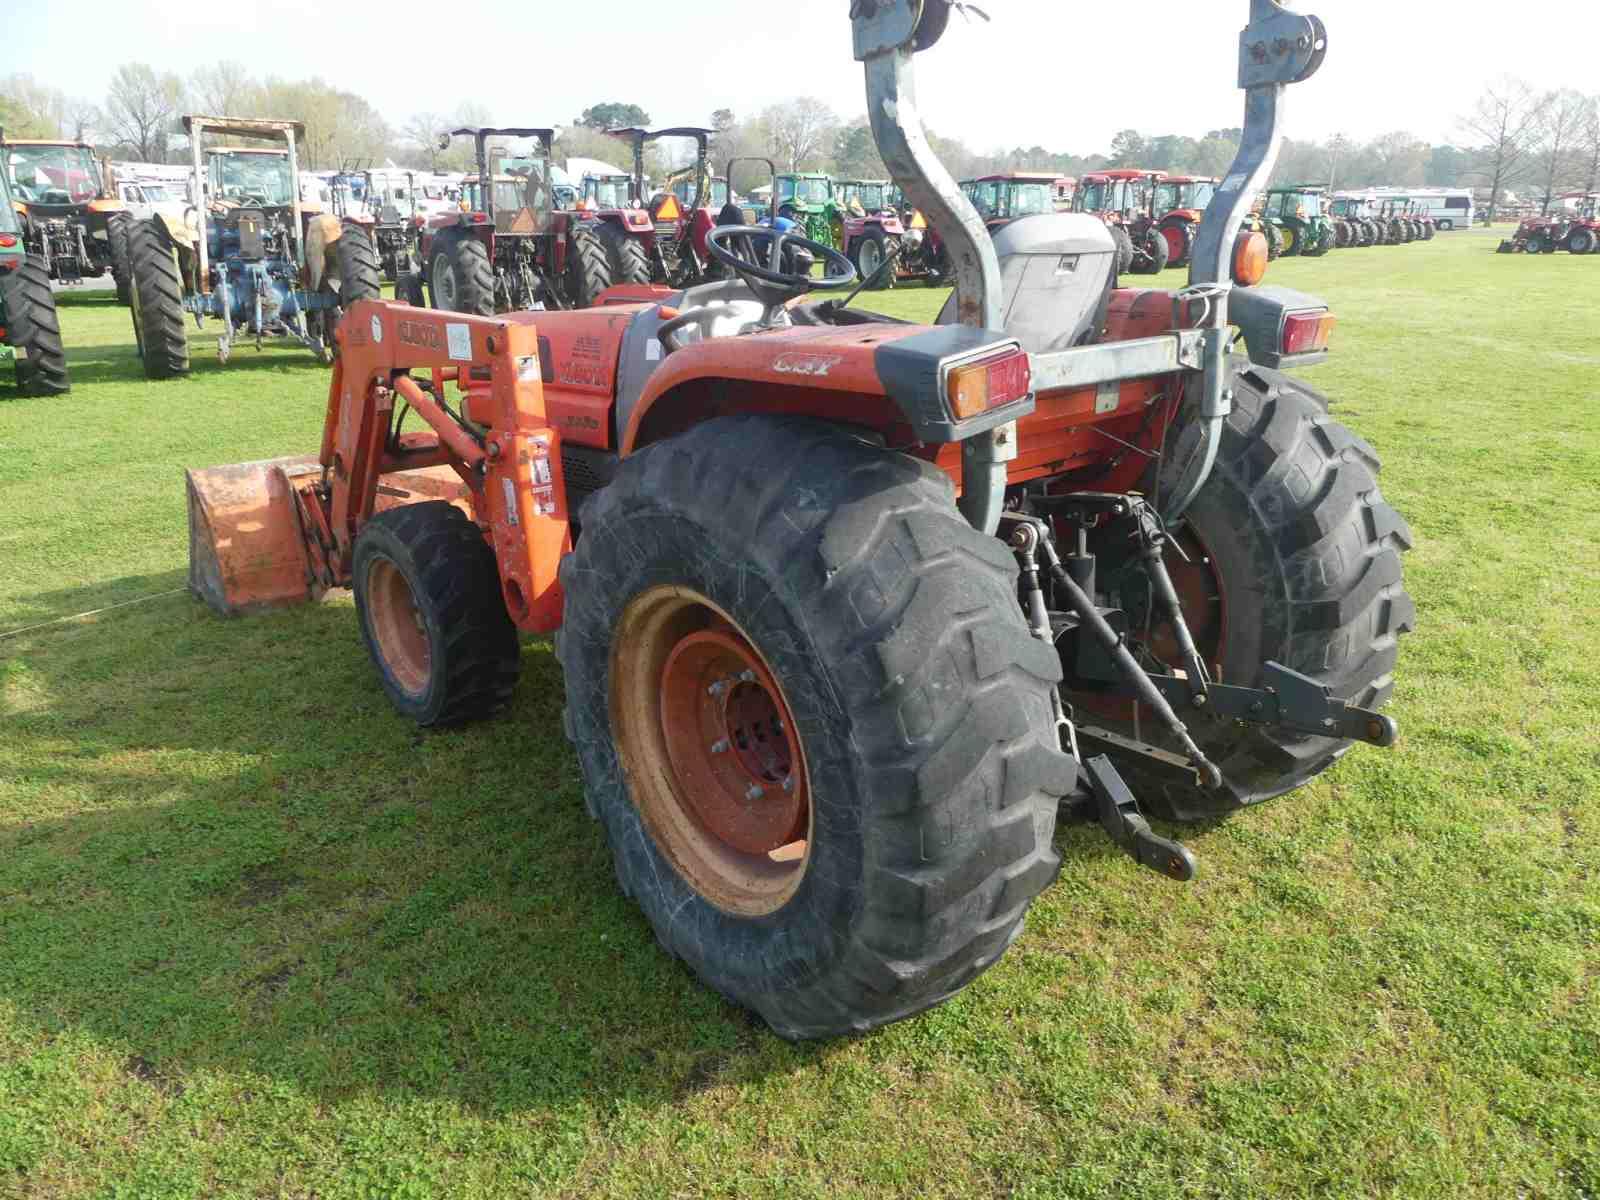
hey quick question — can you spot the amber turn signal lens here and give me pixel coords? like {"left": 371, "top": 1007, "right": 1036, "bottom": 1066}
{"left": 1232, "top": 231, "right": 1268, "bottom": 287}
{"left": 946, "top": 350, "right": 1031, "bottom": 420}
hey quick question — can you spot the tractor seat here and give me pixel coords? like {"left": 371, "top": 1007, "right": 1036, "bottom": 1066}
{"left": 935, "top": 214, "right": 1118, "bottom": 353}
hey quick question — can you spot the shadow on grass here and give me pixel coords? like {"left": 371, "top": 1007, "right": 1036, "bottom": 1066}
{"left": 2, "top": 581, "right": 833, "bottom": 1118}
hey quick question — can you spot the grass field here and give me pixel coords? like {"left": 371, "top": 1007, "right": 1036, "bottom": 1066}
{"left": 2, "top": 228, "right": 1597, "bottom": 1199}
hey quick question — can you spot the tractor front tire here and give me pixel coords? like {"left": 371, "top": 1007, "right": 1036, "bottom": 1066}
{"left": 565, "top": 227, "right": 613, "bottom": 309}
{"left": 1524, "top": 234, "right": 1546, "bottom": 255}
{"left": 337, "top": 227, "right": 383, "bottom": 308}
{"left": 1, "top": 257, "right": 69, "bottom": 396}
{"left": 1160, "top": 221, "right": 1194, "bottom": 268}
{"left": 429, "top": 232, "right": 494, "bottom": 316}
{"left": 595, "top": 222, "right": 654, "bottom": 287}
{"left": 1100, "top": 362, "right": 1414, "bottom": 822}
{"left": 1131, "top": 228, "right": 1167, "bottom": 275}
{"left": 352, "top": 501, "right": 520, "bottom": 726}
{"left": 108, "top": 212, "right": 133, "bottom": 305}
{"left": 128, "top": 219, "right": 190, "bottom": 380}
{"left": 557, "top": 415, "right": 1073, "bottom": 1039}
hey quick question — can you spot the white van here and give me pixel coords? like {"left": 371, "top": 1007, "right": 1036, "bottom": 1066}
{"left": 1375, "top": 188, "right": 1475, "bottom": 230}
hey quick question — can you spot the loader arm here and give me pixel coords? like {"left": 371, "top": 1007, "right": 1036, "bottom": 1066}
{"left": 186, "top": 304, "right": 571, "bottom": 629}
{"left": 311, "top": 302, "right": 572, "bottom": 632}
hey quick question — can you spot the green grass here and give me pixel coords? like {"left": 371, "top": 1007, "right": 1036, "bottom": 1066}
{"left": 2, "top": 230, "right": 1597, "bottom": 1198}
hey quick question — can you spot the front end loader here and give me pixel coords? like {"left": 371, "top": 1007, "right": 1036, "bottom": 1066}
{"left": 187, "top": 0, "right": 1408, "bottom": 1042}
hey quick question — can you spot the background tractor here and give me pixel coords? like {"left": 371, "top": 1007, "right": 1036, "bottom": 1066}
{"left": 0, "top": 163, "right": 68, "bottom": 395}
{"left": 183, "top": 0, "right": 1400, "bottom": 1043}
{"left": 1263, "top": 185, "right": 1335, "bottom": 256}
{"left": 125, "top": 116, "right": 380, "bottom": 378}
{"left": 1074, "top": 170, "right": 1167, "bottom": 274}
{"left": 1499, "top": 193, "right": 1600, "bottom": 254}
{"left": 347, "top": 169, "right": 422, "bottom": 282}
{"left": 774, "top": 172, "right": 841, "bottom": 247}
{"left": 835, "top": 177, "right": 910, "bottom": 289}
{"left": 609, "top": 126, "right": 722, "bottom": 287}
{"left": 414, "top": 127, "right": 611, "bottom": 315}
{"left": 1329, "top": 195, "right": 1379, "bottom": 246}
{"left": 571, "top": 165, "right": 655, "bottom": 288}
{"left": 1, "top": 131, "right": 127, "bottom": 299}
{"left": 1151, "top": 175, "right": 1218, "bottom": 268}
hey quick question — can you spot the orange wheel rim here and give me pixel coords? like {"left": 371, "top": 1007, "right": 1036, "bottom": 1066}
{"left": 366, "top": 557, "right": 431, "bottom": 697}
{"left": 610, "top": 586, "right": 811, "bottom": 917}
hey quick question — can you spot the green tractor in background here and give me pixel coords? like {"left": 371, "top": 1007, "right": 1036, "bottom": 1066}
{"left": 0, "top": 163, "right": 69, "bottom": 396}
{"left": 774, "top": 172, "right": 842, "bottom": 249}
{"left": 1264, "top": 185, "right": 1335, "bottom": 257}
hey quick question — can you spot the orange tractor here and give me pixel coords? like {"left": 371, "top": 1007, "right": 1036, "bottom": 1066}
{"left": 187, "top": 0, "right": 1405, "bottom": 1040}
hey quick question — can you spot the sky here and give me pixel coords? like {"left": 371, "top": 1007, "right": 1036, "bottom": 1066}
{"left": 5, "top": 1, "right": 1596, "bottom": 154}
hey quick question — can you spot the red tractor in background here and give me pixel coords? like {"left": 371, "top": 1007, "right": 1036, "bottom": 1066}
{"left": 184, "top": 0, "right": 1396, "bottom": 1043}
{"left": 836, "top": 178, "right": 911, "bottom": 289}
{"left": 571, "top": 167, "right": 657, "bottom": 287}
{"left": 1074, "top": 169, "right": 1168, "bottom": 274}
{"left": 609, "top": 126, "right": 725, "bottom": 287}
{"left": 1498, "top": 192, "right": 1600, "bottom": 254}
{"left": 408, "top": 127, "right": 612, "bottom": 315}
{"left": 1152, "top": 175, "right": 1219, "bottom": 268}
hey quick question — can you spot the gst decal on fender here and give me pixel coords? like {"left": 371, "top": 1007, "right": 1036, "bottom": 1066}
{"left": 772, "top": 353, "right": 843, "bottom": 378}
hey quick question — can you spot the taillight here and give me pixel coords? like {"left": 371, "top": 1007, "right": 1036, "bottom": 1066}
{"left": 0, "top": 234, "right": 16, "bottom": 248}
{"left": 1282, "top": 310, "right": 1335, "bottom": 356}
{"left": 471, "top": 212, "right": 488, "bottom": 224}
{"left": 945, "top": 348, "right": 1031, "bottom": 419}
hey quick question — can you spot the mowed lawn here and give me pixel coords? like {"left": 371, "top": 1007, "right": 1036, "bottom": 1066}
{"left": 1, "top": 228, "right": 1596, "bottom": 1199}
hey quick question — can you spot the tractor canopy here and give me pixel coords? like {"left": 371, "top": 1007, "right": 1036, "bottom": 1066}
{"left": 3, "top": 140, "right": 106, "bottom": 207}
{"left": 208, "top": 148, "right": 295, "bottom": 208}
{"left": 1154, "top": 176, "right": 1218, "bottom": 214}
{"left": 963, "top": 174, "right": 1057, "bottom": 221}
{"left": 774, "top": 173, "right": 833, "bottom": 213}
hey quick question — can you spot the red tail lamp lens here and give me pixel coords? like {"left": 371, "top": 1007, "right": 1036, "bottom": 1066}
{"left": 947, "top": 349, "right": 1031, "bottom": 420}
{"left": 1282, "top": 311, "right": 1336, "bottom": 355}
{"left": 0, "top": 234, "right": 17, "bottom": 248}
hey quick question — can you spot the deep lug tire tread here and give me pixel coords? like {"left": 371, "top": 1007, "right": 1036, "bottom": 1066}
{"left": 556, "top": 416, "right": 1074, "bottom": 1039}
{"left": 337, "top": 226, "right": 383, "bottom": 308}
{"left": 566, "top": 227, "right": 613, "bottom": 308}
{"left": 127, "top": 218, "right": 190, "bottom": 379}
{"left": 2, "top": 256, "right": 70, "bottom": 395}
{"left": 108, "top": 212, "right": 133, "bottom": 305}
{"left": 1119, "top": 361, "right": 1414, "bottom": 821}
{"left": 352, "top": 501, "right": 520, "bottom": 726}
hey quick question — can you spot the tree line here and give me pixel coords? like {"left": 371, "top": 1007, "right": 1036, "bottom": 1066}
{"left": 2, "top": 65, "right": 1595, "bottom": 216}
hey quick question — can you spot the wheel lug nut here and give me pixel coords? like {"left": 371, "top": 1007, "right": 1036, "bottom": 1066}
{"left": 745, "top": 784, "right": 764, "bottom": 802}
{"left": 710, "top": 739, "right": 728, "bottom": 754}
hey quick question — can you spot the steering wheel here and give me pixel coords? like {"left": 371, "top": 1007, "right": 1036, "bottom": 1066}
{"left": 705, "top": 225, "right": 856, "bottom": 311}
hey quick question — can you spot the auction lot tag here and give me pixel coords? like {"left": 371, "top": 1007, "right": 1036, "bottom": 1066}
{"left": 446, "top": 323, "right": 472, "bottom": 361}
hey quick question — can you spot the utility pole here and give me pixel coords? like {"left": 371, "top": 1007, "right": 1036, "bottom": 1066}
{"left": 1327, "top": 134, "right": 1348, "bottom": 191}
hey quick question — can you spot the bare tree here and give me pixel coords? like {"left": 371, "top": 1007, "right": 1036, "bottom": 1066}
{"left": 105, "top": 63, "right": 185, "bottom": 162}
{"left": 399, "top": 112, "right": 447, "bottom": 170}
{"left": 1531, "top": 90, "right": 1590, "bottom": 213}
{"left": 761, "top": 97, "right": 838, "bottom": 172}
{"left": 1573, "top": 95, "right": 1600, "bottom": 196}
{"left": 63, "top": 98, "right": 100, "bottom": 143}
{"left": 190, "top": 62, "right": 256, "bottom": 118}
{"left": 1457, "top": 77, "right": 1547, "bottom": 222}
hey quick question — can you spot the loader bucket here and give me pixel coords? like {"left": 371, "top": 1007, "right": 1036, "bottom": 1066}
{"left": 186, "top": 456, "right": 323, "bottom": 615}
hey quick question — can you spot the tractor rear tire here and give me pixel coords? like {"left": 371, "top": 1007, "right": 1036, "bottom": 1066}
{"left": 1566, "top": 228, "right": 1596, "bottom": 255}
{"left": 2, "top": 257, "right": 70, "bottom": 396}
{"left": 1260, "top": 222, "right": 1281, "bottom": 259}
{"left": 128, "top": 218, "right": 190, "bottom": 380}
{"left": 337, "top": 227, "right": 383, "bottom": 308}
{"left": 557, "top": 415, "right": 1073, "bottom": 1039}
{"left": 429, "top": 231, "right": 494, "bottom": 316}
{"left": 1160, "top": 221, "right": 1194, "bottom": 268}
{"left": 564, "top": 227, "right": 613, "bottom": 309}
{"left": 1131, "top": 227, "right": 1167, "bottom": 275}
{"left": 352, "top": 500, "right": 521, "bottom": 727}
{"left": 853, "top": 230, "right": 899, "bottom": 289}
{"left": 1098, "top": 361, "right": 1414, "bottom": 822}
{"left": 595, "top": 222, "right": 653, "bottom": 287}
{"left": 108, "top": 212, "right": 132, "bottom": 305}
{"left": 1306, "top": 226, "right": 1333, "bottom": 257}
